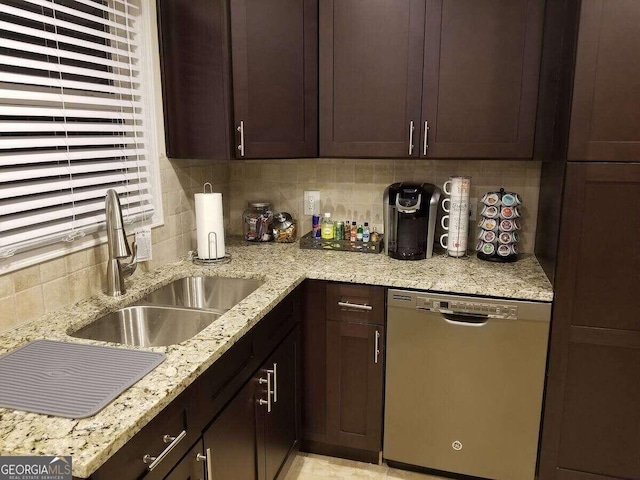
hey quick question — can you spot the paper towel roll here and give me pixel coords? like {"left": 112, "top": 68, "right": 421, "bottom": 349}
{"left": 195, "top": 192, "right": 225, "bottom": 259}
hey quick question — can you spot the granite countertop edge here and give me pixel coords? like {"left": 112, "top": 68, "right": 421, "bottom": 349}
{"left": 0, "top": 240, "right": 553, "bottom": 477}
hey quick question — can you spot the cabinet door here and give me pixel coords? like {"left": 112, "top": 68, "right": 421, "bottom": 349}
{"left": 203, "top": 380, "right": 258, "bottom": 480}
{"left": 157, "top": 0, "right": 232, "bottom": 160}
{"left": 164, "top": 442, "right": 205, "bottom": 480}
{"left": 230, "top": 0, "right": 318, "bottom": 158}
{"left": 326, "top": 321, "right": 384, "bottom": 452}
{"left": 539, "top": 163, "right": 640, "bottom": 480}
{"left": 319, "top": 0, "right": 425, "bottom": 157}
{"left": 421, "top": 0, "right": 544, "bottom": 158}
{"left": 568, "top": 0, "right": 640, "bottom": 161}
{"left": 257, "top": 326, "right": 300, "bottom": 480}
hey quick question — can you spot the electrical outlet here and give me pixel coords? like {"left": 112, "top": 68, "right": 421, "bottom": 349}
{"left": 304, "top": 190, "right": 320, "bottom": 215}
{"left": 469, "top": 198, "right": 478, "bottom": 221}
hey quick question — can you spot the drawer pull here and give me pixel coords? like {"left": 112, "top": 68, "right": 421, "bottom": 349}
{"left": 374, "top": 330, "right": 381, "bottom": 364}
{"left": 272, "top": 363, "right": 278, "bottom": 403}
{"left": 206, "top": 448, "right": 213, "bottom": 480}
{"left": 142, "top": 430, "right": 187, "bottom": 471}
{"left": 338, "top": 301, "right": 373, "bottom": 311}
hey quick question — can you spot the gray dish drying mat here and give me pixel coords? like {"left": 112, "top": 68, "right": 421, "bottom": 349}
{"left": 0, "top": 339, "right": 165, "bottom": 419}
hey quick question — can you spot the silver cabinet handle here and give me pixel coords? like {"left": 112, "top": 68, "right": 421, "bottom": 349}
{"left": 374, "top": 330, "right": 381, "bottom": 364}
{"left": 205, "top": 447, "right": 213, "bottom": 480}
{"left": 338, "top": 301, "right": 372, "bottom": 311}
{"left": 272, "top": 363, "right": 278, "bottom": 403}
{"left": 258, "top": 370, "right": 272, "bottom": 413}
{"left": 142, "top": 430, "right": 187, "bottom": 471}
{"left": 237, "top": 120, "right": 245, "bottom": 157}
{"left": 423, "top": 120, "right": 429, "bottom": 156}
{"left": 196, "top": 453, "right": 207, "bottom": 462}
{"left": 408, "top": 120, "right": 415, "bottom": 156}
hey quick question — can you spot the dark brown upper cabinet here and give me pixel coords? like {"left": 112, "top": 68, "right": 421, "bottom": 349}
{"left": 568, "top": 0, "right": 640, "bottom": 161}
{"left": 319, "top": 0, "right": 544, "bottom": 159}
{"left": 230, "top": 0, "right": 318, "bottom": 158}
{"left": 157, "top": 0, "right": 233, "bottom": 160}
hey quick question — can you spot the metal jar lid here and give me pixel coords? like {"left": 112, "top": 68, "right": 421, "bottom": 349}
{"left": 273, "top": 212, "right": 293, "bottom": 229}
{"left": 248, "top": 201, "right": 271, "bottom": 209}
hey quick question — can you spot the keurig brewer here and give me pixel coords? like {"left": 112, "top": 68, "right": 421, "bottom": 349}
{"left": 383, "top": 182, "right": 441, "bottom": 260}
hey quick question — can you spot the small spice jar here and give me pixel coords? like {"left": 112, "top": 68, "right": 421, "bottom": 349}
{"left": 243, "top": 201, "right": 273, "bottom": 242}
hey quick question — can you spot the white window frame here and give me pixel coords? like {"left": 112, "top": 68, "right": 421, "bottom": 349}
{"left": 0, "top": 0, "right": 165, "bottom": 274}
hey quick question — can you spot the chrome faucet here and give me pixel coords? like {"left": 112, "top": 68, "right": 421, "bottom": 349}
{"left": 105, "top": 189, "right": 137, "bottom": 296}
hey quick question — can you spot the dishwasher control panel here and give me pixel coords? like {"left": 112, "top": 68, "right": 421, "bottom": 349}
{"left": 416, "top": 297, "right": 518, "bottom": 319}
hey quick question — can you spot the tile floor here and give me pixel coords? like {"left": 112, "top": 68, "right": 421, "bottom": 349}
{"left": 285, "top": 453, "right": 446, "bottom": 480}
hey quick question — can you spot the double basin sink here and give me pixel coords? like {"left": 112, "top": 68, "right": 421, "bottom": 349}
{"left": 70, "top": 277, "right": 263, "bottom": 347}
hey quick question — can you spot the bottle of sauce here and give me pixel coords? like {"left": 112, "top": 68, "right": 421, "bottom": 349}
{"left": 350, "top": 221, "right": 357, "bottom": 241}
{"left": 321, "top": 213, "right": 334, "bottom": 239}
{"left": 357, "top": 224, "right": 363, "bottom": 241}
{"left": 363, "top": 222, "right": 370, "bottom": 242}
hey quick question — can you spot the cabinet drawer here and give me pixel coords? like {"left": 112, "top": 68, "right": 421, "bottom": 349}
{"left": 253, "top": 287, "right": 301, "bottom": 358}
{"left": 327, "top": 283, "right": 385, "bottom": 325}
{"left": 93, "top": 389, "right": 196, "bottom": 480}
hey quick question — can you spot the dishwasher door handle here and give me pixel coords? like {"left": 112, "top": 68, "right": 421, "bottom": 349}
{"left": 442, "top": 313, "right": 489, "bottom": 327}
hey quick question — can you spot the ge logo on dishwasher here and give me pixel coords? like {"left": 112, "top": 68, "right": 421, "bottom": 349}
{"left": 452, "top": 441, "right": 463, "bottom": 451}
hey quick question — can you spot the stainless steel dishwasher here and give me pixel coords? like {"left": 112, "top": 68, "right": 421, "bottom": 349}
{"left": 384, "top": 289, "right": 551, "bottom": 480}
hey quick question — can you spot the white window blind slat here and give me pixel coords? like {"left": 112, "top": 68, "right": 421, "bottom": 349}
{"left": 0, "top": 147, "right": 148, "bottom": 166}
{"left": 0, "top": 170, "right": 150, "bottom": 200}
{"left": 0, "top": 55, "right": 139, "bottom": 84}
{"left": 0, "top": 3, "right": 137, "bottom": 46}
{"left": 0, "top": 39, "right": 139, "bottom": 74}
{"left": 0, "top": 20, "right": 138, "bottom": 60}
{"left": 0, "top": 0, "right": 159, "bottom": 266}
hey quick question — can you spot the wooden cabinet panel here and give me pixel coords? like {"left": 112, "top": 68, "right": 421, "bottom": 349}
{"left": 568, "top": 0, "right": 640, "bottom": 161}
{"left": 157, "top": 0, "right": 232, "bottom": 160}
{"left": 230, "top": 0, "right": 318, "bottom": 158}
{"left": 203, "top": 380, "right": 259, "bottom": 480}
{"left": 319, "top": 0, "right": 425, "bottom": 157}
{"left": 259, "top": 326, "right": 300, "bottom": 480}
{"left": 326, "top": 321, "right": 384, "bottom": 452}
{"left": 556, "top": 163, "right": 640, "bottom": 331}
{"left": 556, "top": 342, "right": 640, "bottom": 479}
{"left": 539, "top": 163, "right": 640, "bottom": 480}
{"left": 421, "top": 0, "right": 544, "bottom": 158}
{"left": 163, "top": 442, "right": 205, "bottom": 480}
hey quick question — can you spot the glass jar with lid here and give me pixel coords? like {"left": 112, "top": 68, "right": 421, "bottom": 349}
{"left": 243, "top": 201, "right": 273, "bottom": 242}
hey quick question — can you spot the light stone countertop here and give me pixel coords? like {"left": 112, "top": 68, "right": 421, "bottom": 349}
{"left": 0, "top": 239, "right": 553, "bottom": 478}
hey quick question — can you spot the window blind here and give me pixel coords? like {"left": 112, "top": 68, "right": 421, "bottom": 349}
{"left": 0, "top": 0, "right": 156, "bottom": 263}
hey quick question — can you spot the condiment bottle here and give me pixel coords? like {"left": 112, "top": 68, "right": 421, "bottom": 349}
{"left": 370, "top": 226, "right": 380, "bottom": 242}
{"left": 350, "top": 221, "right": 357, "bottom": 241}
{"left": 343, "top": 220, "right": 350, "bottom": 240}
{"left": 357, "top": 224, "right": 363, "bottom": 241}
{"left": 321, "top": 213, "right": 334, "bottom": 239}
{"left": 362, "top": 222, "right": 370, "bottom": 242}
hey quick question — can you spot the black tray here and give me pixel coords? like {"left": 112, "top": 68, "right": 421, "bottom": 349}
{"left": 299, "top": 231, "right": 383, "bottom": 254}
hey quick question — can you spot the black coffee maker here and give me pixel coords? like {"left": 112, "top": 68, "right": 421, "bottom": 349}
{"left": 383, "top": 182, "right": 441, "bottom": 260}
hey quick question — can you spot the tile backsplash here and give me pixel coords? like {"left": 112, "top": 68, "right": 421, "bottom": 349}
{"left": 1, "top": 157, "right": 540, "bottom": 335}
{"left": 229, "top": 158, "right": 541, "bottom": 252}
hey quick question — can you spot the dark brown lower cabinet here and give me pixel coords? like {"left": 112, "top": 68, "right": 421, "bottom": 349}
{"left": 202, "top": 380, "right": 259, "bottom": 480}
{"left": 326, "top": 320, "right": 384, "bottom": 453}
{"left": 539, "top": 163, "right": 640, "bottom": 480}
{"left": 164, "top": 441, "right": 206, "bottom": 480}
{"left": 301, "top": 280, "right": 385, "bottom": 464}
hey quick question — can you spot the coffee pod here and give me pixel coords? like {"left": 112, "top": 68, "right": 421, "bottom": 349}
{"left": 511, "top": 243, "right": 519, "bottom": 255}
{"left": 497, "top": 244, "right": 512, "bottom": 257}
{"left": 478, "top": 217, "right": 498, "bottom": 230}
{"left": 498, "top": 231, "right": 513, "bottom": 244}
{"left": 513, "top": 219, "right": 522, "bottom": 230}
{"left": 500, "top": 219, "right": 514, "bottom": 231}
{"left": 482, "top": 192, "right": 500, "bottom": 206}
{"left": 480, "top": 230, "right": 497, "bottom": 243}
{"left": 480, "top": 242, "right": 496, "bottom": 255}
{"left": 480, "top": 205, "right": 499, "bottom": 218}
{"left": 503, "top": 192, "right": 522, "bottom": 206}
{"left": 476, "top": 240, "right": 484, "bottom": 251}
{"left": 500, "top": 206, "right": 517, "bottom": 219}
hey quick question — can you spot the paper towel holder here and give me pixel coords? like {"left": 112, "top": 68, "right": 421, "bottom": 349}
{"left": 192, "top": 231, "right": 231, "bottom": 265}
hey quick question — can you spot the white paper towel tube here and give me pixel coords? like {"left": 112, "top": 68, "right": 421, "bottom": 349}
{"left": 195, "top": 192, "right": 225, "bottom": 259}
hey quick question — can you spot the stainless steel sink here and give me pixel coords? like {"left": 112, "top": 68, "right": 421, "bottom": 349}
{"left": 137, "top": 276, "right": 263, "bottom": 313}
{"left": 70, "top": 305, "right": 221, "bottom": 347}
